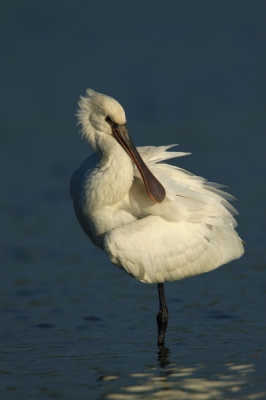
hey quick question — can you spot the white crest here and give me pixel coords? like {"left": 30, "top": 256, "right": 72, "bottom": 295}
{"left": 76, "top": 89, "right": 126, "bottom": 151}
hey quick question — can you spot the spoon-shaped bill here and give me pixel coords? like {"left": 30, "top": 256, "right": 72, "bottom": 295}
{"left": 112, "top": 124, "right": 166, "bottom": 203}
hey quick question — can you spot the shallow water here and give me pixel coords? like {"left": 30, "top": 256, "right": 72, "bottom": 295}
{"left": 1, "top": 122, "right": 265, "bottom": 399}
{"left": 1, "top": 2, "right": 266, "bottom": 399}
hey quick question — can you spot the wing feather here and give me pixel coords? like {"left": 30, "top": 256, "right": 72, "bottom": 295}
{"left": 104, "top": 146, "right": 244, "bottom": 283}
{"left": 132, "top": 146, "right": 238, "bottom": 227}
{"left": 104, "top": 216, "right": 244, "bottom": 283}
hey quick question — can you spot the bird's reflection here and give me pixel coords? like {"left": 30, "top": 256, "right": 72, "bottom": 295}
{"left": 102, "top": 354, "right": 263, "bottom": 400}
{"left": 157, "top": 345, "right": 171, "bottom": 368}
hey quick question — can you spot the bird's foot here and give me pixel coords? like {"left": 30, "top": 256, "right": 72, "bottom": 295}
{"left": 156, "top": 309, "right": 168, "bottom": 347}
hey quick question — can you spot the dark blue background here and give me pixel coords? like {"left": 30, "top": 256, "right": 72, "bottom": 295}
{"left": 1, "top": 1, "right": 265, "bottom": 398}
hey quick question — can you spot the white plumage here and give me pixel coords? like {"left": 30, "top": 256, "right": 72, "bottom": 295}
{"left": 71, "top": 89, "right": 244, "bottom": 346}
{"left": 71, "top": 89, "right": 244, "bottom": 284}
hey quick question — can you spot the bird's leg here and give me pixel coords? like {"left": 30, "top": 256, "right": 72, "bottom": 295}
{"left": 156, "top": 282, "right": 168, "bottom": 348}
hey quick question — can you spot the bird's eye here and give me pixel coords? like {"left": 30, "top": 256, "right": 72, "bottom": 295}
{"left": 105, "top": 116, "right": 114, "bottom": 125}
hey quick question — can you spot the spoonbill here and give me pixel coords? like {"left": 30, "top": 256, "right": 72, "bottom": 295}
{"left": 70, "top": 89, "right": 245, "bottom": 347}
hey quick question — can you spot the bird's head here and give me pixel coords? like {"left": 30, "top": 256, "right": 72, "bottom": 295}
{"left": 77, "top": 89, "right": 126, "bottom": 141}
{"left": 77, "top": 89, "right": 165, "bottom": 203}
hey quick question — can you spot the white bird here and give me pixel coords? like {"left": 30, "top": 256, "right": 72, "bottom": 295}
{"left": 70, "top": 89, "right": 245, "bottom": 347}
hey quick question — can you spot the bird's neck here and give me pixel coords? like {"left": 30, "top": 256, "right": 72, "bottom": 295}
{"left": 85, "top": 144, "right": 134, "bottom": 208}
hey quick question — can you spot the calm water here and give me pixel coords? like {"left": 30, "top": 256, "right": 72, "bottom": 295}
{"left": 1, "top": 2, "right": 266, "bottom": 399}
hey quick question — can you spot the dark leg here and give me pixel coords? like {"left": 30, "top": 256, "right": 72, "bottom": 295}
{"left": 156, "top": 282, "right": 168, "bottom": 348}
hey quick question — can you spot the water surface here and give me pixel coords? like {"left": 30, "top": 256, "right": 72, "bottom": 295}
{"left": 1, "top": 1, "right": 266, "bottom": 399}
